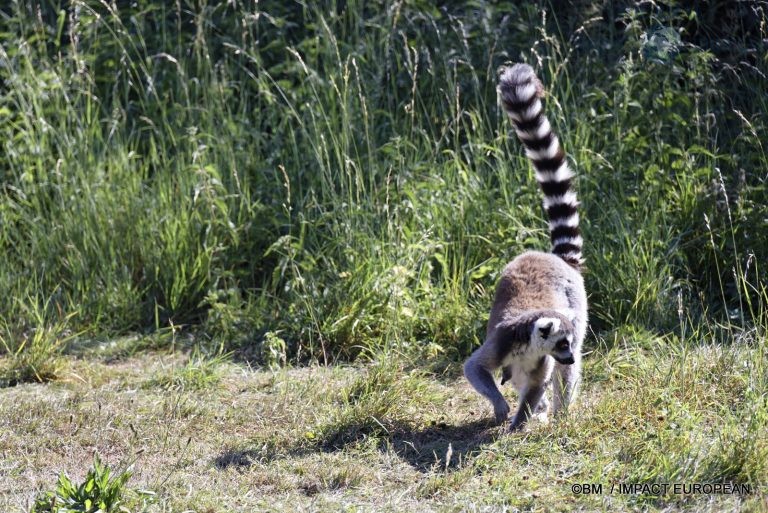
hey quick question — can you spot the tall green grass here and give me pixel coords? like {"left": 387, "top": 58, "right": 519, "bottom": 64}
{"left": 0, "top": 1, "right": 766, "bottom": 372}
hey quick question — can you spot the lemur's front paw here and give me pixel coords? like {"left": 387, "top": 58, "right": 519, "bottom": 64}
{"left": 508, "top": 413, "right": 528, "bottom": 432}
{"left": 494, "top": 401, "right": 510, "bottom": 425}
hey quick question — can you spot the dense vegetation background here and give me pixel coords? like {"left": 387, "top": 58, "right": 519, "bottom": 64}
{"left": 0, "top": 0, "right": 766, "bottom": 376}
{"left": 1, "top": 1, "right": 767, "bottom": 511}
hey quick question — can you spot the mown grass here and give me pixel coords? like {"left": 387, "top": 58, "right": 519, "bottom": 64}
{"left": 0, "top": 0, "right": 767, "bottom": 511}
{"left": 1, "top": 339, "right": 765, "bottom": 511}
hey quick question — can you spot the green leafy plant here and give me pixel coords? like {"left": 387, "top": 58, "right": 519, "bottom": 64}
{"left": 31, "top": 456, "right": 134, "bottom": 513}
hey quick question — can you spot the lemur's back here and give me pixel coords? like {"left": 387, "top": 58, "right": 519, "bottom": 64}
{"left": 487, "top": 251, "right": 587, "bottom": 346}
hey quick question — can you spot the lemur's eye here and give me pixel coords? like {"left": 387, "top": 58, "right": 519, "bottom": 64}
{"left": 555, "top": 339, "right": 569, "bottom": 351}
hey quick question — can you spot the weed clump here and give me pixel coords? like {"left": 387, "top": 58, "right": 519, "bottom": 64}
{"left": 31, "top": 456, "right": 142, "bottom": 513}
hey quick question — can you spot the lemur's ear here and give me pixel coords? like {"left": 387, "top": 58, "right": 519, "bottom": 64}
{"left": 538, "top": 321, "right": 553, "bottom": 339}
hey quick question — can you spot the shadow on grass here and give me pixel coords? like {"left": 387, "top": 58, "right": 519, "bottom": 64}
{"left": 214, "top": 417, "right": 500, "bottom": 474}
{"left": 214, "top": 449, "right": 267, "bottom": 469}
{"left": 385, "top": 418, "right": 499, "bottom": 472}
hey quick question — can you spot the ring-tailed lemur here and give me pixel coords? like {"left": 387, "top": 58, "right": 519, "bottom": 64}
{"left": 464, "top": 63, "right": 588, "bottom": 431}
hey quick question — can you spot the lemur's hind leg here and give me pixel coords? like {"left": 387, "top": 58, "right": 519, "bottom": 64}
{"left": 552, "top": 355, "right": 581, "bottom": 415}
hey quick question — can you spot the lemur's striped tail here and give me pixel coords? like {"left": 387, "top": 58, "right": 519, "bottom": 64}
{"left": 498, "top": 63, "right": 583, "bottom": 269}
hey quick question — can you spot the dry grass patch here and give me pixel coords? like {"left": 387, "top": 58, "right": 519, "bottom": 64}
{"left": 1, "top": 338, "right": 766, "bottom": 512}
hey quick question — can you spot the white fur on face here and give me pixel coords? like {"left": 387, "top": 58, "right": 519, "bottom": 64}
{"left": 531, "top": 316, "right": 563, "bottom": 352}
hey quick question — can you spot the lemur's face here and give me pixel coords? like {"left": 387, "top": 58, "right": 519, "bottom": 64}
{"left": 532, "top": 317, "right": 576, "bottom": 365}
